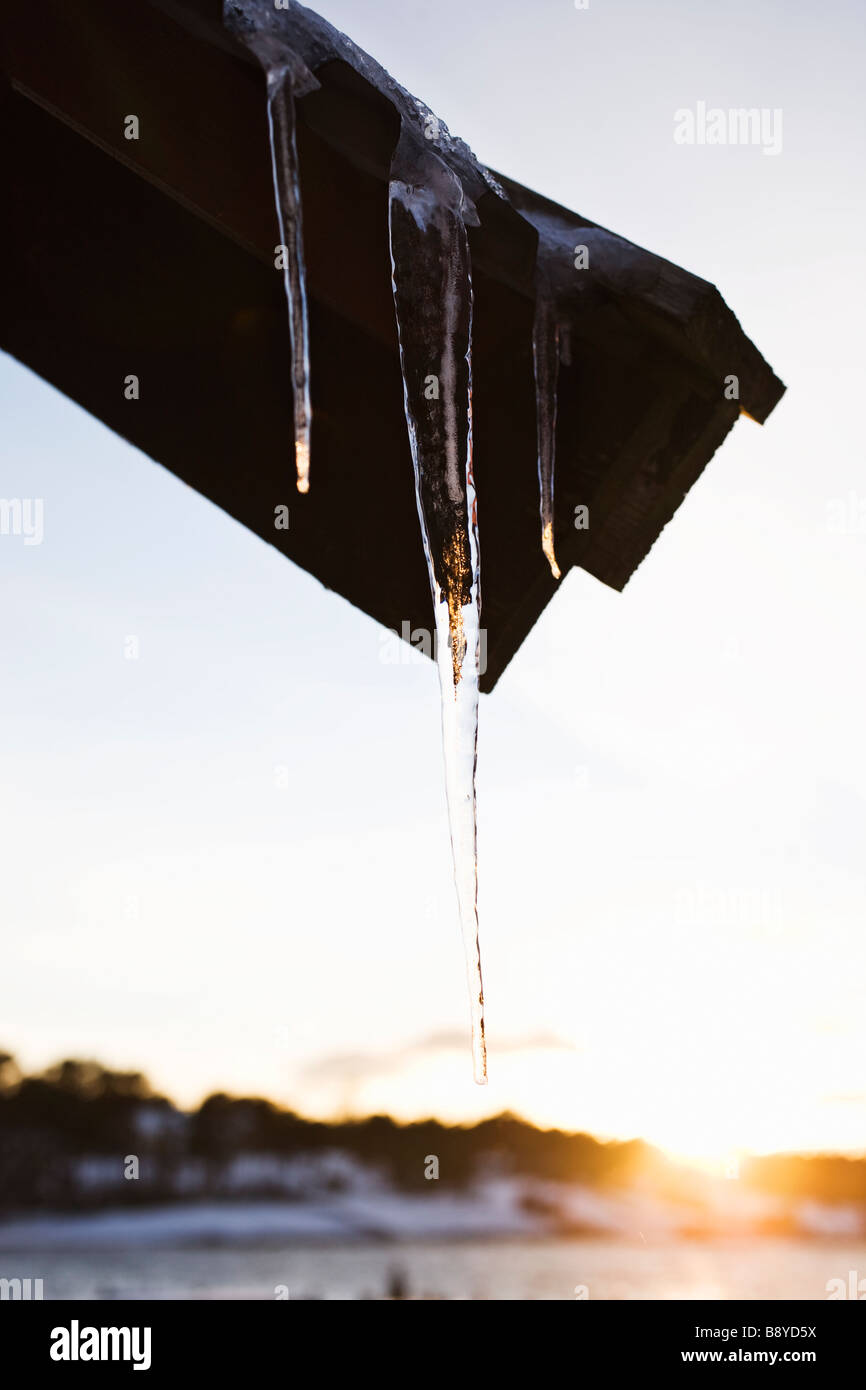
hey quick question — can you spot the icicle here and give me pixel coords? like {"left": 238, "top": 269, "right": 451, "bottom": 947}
{"left": 388, "top": 130, "right": 487, "bottom": 1084}
{"left": 533, "top": 283, "right": 562, "bottom": 580}
{"left": 510, "top": 192, "right": 577, "bottom": 583}
{"left": 265, "top": 62, "right": 312, "bottom": 494}
{"left": 224, "top": 5, "right": 318, "bottom": 493}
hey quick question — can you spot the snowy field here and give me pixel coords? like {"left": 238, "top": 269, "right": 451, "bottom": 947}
{"left": 0, "top": 1204, "right": 863, "bottom": 1300}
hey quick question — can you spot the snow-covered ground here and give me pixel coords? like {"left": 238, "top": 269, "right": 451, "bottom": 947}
{"left": 0, "top": 1153, "right": 862, "bottom": 1250}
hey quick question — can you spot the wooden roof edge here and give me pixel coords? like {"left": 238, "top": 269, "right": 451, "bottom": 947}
{"left": 147, "top": 2, "right": 784, "bottom": 428}
{"left": 496, "top": 173, "right": 785, "bottom": 424}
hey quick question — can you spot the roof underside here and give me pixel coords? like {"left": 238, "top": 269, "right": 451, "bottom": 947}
{"left": 1, "top": 0, "right": 785, "bottom": 689}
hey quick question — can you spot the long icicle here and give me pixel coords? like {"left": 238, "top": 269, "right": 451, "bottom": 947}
{"left": 389, "top": 132, "right": 487, "bottom": 1084}
{"left": 265, "top": 62, "right": 312, "bottom": 494}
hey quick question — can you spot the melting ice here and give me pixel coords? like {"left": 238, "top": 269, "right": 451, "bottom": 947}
{"left": 226, "top": 4, "right": 317, "bottom": 493}
{"left": 265, "top": 61, "right": 312, "bottom": 493}
{"left": 225, "top": 0, "right": 579, "bottom": 1081}
{"left": 389, "top": 130, "right": 487, "bottom": 1084}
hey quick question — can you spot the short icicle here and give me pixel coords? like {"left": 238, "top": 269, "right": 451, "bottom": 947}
{"left": 265, "top": 61, "right": 312, "bottom": 494}
{"left": 388, "top": 128, "right": 487, "bottom": 1084}
{"left": 533, "top": 280, "right": 562, "bottom": 580}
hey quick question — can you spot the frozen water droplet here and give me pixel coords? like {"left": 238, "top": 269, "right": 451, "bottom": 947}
{"left": 389, "top": 130, "right": 487, "bottom": 1084}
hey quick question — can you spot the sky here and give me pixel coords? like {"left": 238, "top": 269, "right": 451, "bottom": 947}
{"left": 1, "top": 0, "right": 865, "bottom": 1160}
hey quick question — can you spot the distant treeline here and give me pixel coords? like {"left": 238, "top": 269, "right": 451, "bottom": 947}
{"left": 0, "top": 1052, "right": 863, "bottom": 1211}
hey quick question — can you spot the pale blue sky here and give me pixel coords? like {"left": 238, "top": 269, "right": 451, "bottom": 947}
{"left": 1, "top": 0, "right": 864, "bottom": 1156}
